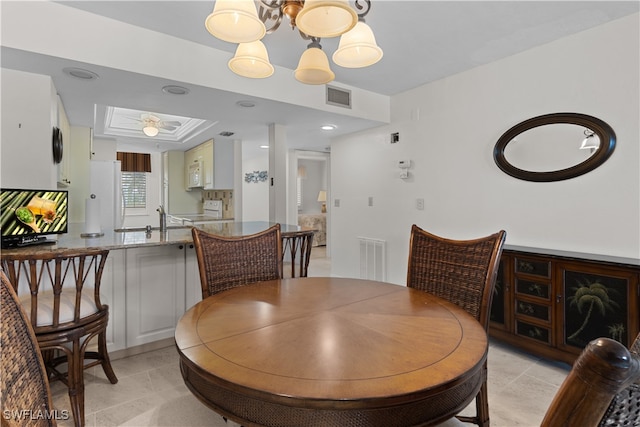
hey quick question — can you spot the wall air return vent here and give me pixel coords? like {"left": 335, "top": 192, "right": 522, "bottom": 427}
{"left": 326, "top": 85, "right": 352, "bottom": 109}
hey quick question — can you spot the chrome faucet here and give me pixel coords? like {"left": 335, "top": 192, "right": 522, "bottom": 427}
{"left": 157, "top": 205, "right": 167, "bottom": 231}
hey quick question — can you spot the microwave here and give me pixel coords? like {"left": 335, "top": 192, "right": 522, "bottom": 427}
{"left": 188, "top": 161, "right": 203, "bottom": 188}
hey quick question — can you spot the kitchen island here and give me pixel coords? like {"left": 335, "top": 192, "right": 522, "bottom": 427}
{"left": 2, "top": 221, "right": 316, "bottom": 357}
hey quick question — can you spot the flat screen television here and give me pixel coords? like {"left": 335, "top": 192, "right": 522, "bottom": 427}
{"left": 1, "top": 189, "right": 68, "bottom": 248}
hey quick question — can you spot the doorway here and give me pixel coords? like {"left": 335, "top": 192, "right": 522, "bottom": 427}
{"left": 293, "top": 150, "right": 330, "bottom": 255}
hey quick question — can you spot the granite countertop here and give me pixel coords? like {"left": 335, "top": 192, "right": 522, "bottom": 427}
{"left": 1, "top": 221, "right": 315, "bottom": 255}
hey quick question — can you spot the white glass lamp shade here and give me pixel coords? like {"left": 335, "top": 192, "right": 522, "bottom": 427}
{"left": 143, "top": 125, "right": 159, "bottom": 137}
{"left": 296, "top": 0, "right": 357, "bottom": 38}
{"left": 228, "top": 41, "right": 275, "bottom": 78}
{"left": 579, "top": 134, "right": 600, "bottom": 150}
{"left": 333, "top": 21, "right": 383, "bottom": 68}
{"left": 295, "top": 47, "right": 335, "bottom": 85}
{"left": 205, "top": 0, "right": 266, "bottom": 43}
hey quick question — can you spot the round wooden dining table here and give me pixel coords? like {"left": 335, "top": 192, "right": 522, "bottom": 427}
{"left": 175, "top": 277, "right": 488, "bottom": 427}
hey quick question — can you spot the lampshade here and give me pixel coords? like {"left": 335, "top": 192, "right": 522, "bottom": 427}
{"left": 228, "top": 41, "right": 275, "bottom": 78}
{"left": 295, "top": 47, "right": 335, "bottom": 85}
{"left": 205, "top": 0, "right": 266, "bottom": 43}
{"left": 296, "top": 0, "right": 357, "bottom": 38}
{"left": 143, "top": 125, "right": 159, "bottom": 137}
{"left": 317, "top": 190, "right": 327, "bottom": 202}
{"left": 333, "top": 21, "right": 383, "bottom": 68}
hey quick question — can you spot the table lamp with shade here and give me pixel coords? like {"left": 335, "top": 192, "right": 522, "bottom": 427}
{"left": 317, "top": 190, "right": 327, "bottom": 213}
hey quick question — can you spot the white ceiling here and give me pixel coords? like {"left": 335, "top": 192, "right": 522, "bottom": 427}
{"left": 2, "top": 1, "right": 638, "bottom": 154}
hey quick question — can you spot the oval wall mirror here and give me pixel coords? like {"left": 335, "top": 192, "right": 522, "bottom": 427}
{"left": 493, "top": 113, "right": 616, "bottom": 182}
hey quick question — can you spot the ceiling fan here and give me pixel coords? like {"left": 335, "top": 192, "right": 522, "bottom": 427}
{"left": 138, "top": 113, "right": 182, "bottom": 137}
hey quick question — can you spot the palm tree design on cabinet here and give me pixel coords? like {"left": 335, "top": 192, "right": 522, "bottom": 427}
{"left": 565, "top": 274, "right": 626, "bottom": 347}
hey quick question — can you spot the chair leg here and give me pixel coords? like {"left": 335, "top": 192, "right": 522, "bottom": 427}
{"left": 68, "top": 341, "right": 85, "bottom": 427}
{"left": 456, "top": 360, "right": 490, "bottom": 427}
{"left": 475, "top": 381, "right": 490, "bottom": 427}
{"left": 98, "top": 329, "right": 118, "bottom": 384}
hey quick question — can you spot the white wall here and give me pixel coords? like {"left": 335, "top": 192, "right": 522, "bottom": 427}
{"left": 1, "top": 69, "right": 57, "bottom": 189}
{"left": 331, "top": 14, "right": 640, "bottom": 283}
{"left": 242, "top": 149, "right": 269, "bottom": 222}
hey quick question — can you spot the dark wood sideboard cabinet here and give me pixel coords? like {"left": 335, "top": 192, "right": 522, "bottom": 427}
{"left": 489, "top": 246, "right": 640, "bottom": 365}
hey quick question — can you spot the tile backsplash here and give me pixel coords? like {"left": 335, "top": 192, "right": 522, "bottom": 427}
{"left": 203, "top": 190, "right": 234, "bottom": 219}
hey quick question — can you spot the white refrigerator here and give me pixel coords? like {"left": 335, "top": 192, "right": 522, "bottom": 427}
{"left": 89, "top": 160, "right": 124, "bottom": 231}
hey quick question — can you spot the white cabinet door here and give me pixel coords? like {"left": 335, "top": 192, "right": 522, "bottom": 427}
{"left": 199, "top": 139, "right": 234, "bottom": 190}
{"left": 126, "top": 245, "right": 186, "bottom": 347}
{"left": 185, "top": 243, "right": 203, "bottom": 311}
{"left": 201, "top": 139, "right": 214, "bottom": 190}
{"left": 100, "top": 249, "right": 126, "bottom": 352}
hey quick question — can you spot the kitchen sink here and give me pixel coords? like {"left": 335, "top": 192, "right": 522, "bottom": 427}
{"left": 114, "top": 225, "right": 193, "bottom": 232}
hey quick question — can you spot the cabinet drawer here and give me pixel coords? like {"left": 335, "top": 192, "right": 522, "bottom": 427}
{"left": 516, "top": 320, "right": 551, "bottom": 345}
{"left": 515, "top": 257, "right": 551, "bottom": 278}
{"left": 515, "top": 279, "right": 550, "bottom": 300}
{"left": 516, "top": 299, "right": 550, "bottom": 322}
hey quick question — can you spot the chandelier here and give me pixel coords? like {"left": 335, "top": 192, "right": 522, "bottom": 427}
{"left": 205, "top": 0, "right": 383, "bottom": 85}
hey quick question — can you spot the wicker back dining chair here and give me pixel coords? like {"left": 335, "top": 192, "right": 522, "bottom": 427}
{"left": 192, "top": 224, "right": 283, "bottom": 299}
{"left": 596, "top": 332, "right": 640, "bottom": 426}
{"left": 1, "top": 249, "right": 118, "bottom": 427}
{"left": 1, "top": 270, "right": 57, "bottom": 427}
{"left": 437, "top": 334, "right": 640, "bottom": 427}
{"left": 407, "top": 224, "right": 506, "bottom": 427}
{"left": 541, "top": 335, "right": 640, "bottom": 427}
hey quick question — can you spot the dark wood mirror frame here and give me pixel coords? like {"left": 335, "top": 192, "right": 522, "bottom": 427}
{"left": 493, "top": 113, "right": 616, "bottom": 182}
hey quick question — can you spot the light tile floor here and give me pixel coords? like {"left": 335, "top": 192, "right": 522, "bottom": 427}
{"left": 51, "top": 247, "right": 571, "bottom": 426}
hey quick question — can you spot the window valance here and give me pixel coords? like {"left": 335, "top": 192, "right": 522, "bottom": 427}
{"left": 116, "top": 152, "right": 151, "bottom": 173}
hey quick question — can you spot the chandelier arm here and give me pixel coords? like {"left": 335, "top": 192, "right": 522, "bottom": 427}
{"left": 258, "top": 0, "right": 285, "bottom": 34}
{"left": 298, "top": 31, "right": 323, "bottom": 48}
{"left": 353, "top": 0, "right": 372, "bottom": 20}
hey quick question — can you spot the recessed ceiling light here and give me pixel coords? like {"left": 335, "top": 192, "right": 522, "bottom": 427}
{"left": 260, "top": 145, "right": 269, "bottom": 149}
{"left": 321, "top": 124, "right": 337, "bottom": 131}
{"left": 236, "top": 100, "right": 256, "bottom": 108}
{"left": 63, "top": 67, "right": 99, "bottom": 80}
{"left": 162, "top": 85, "right": 190, "bottom": 95}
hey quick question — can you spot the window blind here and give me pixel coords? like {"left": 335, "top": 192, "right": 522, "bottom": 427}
{"left": 122, "top": 172, "right": 147, "bottom": 208}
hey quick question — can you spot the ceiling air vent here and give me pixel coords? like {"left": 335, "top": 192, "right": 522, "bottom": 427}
{"left": 326, "top": 85, "right": 351, "bottom": 109}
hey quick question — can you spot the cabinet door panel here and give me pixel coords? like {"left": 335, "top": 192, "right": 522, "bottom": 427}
{"left": 559, "top": 265, "right": 635, "bottom": 351}
{"left": 126, "top": 245, "right": 186, "bottom": 347}
{"left": 185, "top": 243, "right": 203, "bottom": 311}
{"left": 490, "top": 258, "right": 509, "bottom": 329}
{"left": 100, "top": 249, "right": 126, "bottom": 352}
